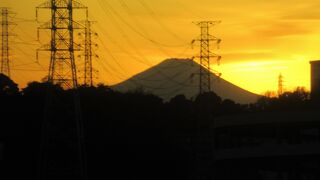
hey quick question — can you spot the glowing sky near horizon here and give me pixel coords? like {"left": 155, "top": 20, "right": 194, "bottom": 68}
{"left": 0, "top": 0, "right": 319, "bottom": 94}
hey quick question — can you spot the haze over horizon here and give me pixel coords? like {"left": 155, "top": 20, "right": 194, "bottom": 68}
{"left": 0, "top": 0, "right": 318, "bottom": 95}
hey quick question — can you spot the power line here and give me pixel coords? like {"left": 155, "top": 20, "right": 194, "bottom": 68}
{"left": 96, "top": 37, "right": 132, "bottom": 79}
{"left": 91, "top": 11, "right": 159, "bottom": 67}
{"left": 11, "top": 68, "right": 46, "bottom": 72}
{"left": 119, "top": 0, "right": 188, "bottom": 47}
{"left": 90, "top": 1, "right": 197, "bottom": 89}
{"left": 94, "top": 2, "right": 192, "bottom": 68}
{"left": 95, "top": 21, "right": 195, "bottom": 87}
{"left": 101, "top": 33, "right": 194, "bottom": 86}
{"left": 14, "top": 17, "right": 37, "bottom": 22}
{"left": 91, "top": 3, "right": 188, "bottom": 70}
{"left": 12, "top": 62, "right": 39, "bottom": 68}
{"left": 136, "top": 0, "right": 186, "bottom": 43}
{"left": 10, "top": 43, "right": 47, "bottom": 72}
{"left": 174, "top": 0, "right": 204, "bottom": 20}
{"left": 15, "top": 25, "right": 39, "bottom": 42}
{"left": 95, "top": 31, "right": 196, "bottom": 89}
{"left": 13, "top": 45, "right": 35, "bottom": 58}
{"left": 97, "top": 0, "right": 187, "bottom": 48}
{"left": 11, "top": 41, "right": 39, "bottom": 46}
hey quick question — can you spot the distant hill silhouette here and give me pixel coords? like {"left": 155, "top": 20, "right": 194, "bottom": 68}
{"left": 112, "top": 58, "right": 260, "bottom": 104}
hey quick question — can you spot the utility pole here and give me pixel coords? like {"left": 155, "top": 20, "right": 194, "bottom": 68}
{"left": 0, "top": 8, "right": 15, "bottom": 77}
{"left": 192, "top": 21, "right": 221, "bottom": 94}
{"left": 36, "top": 1, "right": 88, "bottom": 180}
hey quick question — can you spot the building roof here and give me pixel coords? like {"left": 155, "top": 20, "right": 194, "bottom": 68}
{"left": 310, "top": 60, "right": 320, "bottom": 64}
{"left": 215, "top": 110, "right": 319, "bottom": 128}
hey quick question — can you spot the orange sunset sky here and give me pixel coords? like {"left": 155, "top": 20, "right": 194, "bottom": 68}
{"left": 0, "top": 0, "right": 319, "bottom": 95}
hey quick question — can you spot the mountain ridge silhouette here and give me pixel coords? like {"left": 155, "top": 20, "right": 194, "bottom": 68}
{"left": 112, "top": 58, "right": 260, "bottom": 104}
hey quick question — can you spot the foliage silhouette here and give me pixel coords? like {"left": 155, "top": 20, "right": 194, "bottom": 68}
{"left": 0, "top": 75, "right": 317, "bottom": 180}
{"left": 0, "top": 73, "right": 19, "bottom": 96}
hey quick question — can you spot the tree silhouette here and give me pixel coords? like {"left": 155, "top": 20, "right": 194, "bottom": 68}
{"left": 0, "top": 73, "right": 19, "bottom": 96}
{"left": 1, "top": 79, "right": 318, "bottom": 180}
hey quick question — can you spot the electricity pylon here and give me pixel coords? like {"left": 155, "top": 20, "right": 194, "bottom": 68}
{"left": 192, "top": 21, "right": 221, "bottom": 94}
{"left": 36, "top": 0, "right": 88, "bottom": 88}
{"left": 36, "top": 1, "right": 88, "bottom": 180}
{"left": 192, "top": 22, "right": 221, "bottom": 179}
{"left": 83, "top": 20, "right": 98, "bottom": 86}
{"left": 278, "top": 73, "right": 284, "bottom": 96}
{"left": 0, "top": 7, "right": 15, "bottom": 77}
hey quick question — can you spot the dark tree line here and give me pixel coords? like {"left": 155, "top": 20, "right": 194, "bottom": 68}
{"left": 0, "top": 74, "right": 316, "bottom": 180}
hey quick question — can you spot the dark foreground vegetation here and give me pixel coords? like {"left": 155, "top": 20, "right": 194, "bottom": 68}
{"left": 0, "top": 73, "right": 318, "bottom": 180}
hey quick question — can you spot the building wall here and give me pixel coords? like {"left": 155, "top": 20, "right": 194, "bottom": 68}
{"left": 214, "top": 121, "right": 320, "bottom": 180}
{"left": 0, "top": 142, "right": 3, "bottom": 161}
{"left": 310, "top": 61, "right": 320, "bottom": 98}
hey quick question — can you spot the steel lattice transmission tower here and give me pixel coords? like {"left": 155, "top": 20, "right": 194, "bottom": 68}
{"left": 192, "top": 21, "right": 222, "bottom": 94}
{"left": 0, "top": 8, "right": 15, "bottom": 77}
{"left": 83, "top": 20, "right": 98, "bottom": 86}
{"left": 278, "top": 73, "right": 284, "bottom": 96}
{"left": 36, "top": 1, "right": 88, "bottom": 180}
{"left": 36, "top": 0, "right": 88, "bottom": 89}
